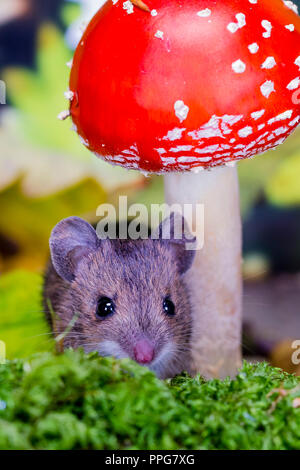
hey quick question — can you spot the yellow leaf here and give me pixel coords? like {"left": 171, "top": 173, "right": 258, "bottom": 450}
{"left": 266, "top": 151, "right": 300, "bottom": 206}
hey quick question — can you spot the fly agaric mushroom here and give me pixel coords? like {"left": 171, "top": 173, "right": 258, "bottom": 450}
{"left": 66, "top": 0, "right": 300, "bottom": 379}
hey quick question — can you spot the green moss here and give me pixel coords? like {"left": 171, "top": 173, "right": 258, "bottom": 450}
{"left": 0, "top": 350, "right": 299, "bottom": 450}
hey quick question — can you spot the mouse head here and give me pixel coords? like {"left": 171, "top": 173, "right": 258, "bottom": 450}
{"left": 49, "top": 214, "right": 196, "bottom": 378}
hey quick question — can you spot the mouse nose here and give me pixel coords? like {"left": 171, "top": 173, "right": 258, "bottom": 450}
{"left": 134, "top": 339, "right": 154, "bottom": 364}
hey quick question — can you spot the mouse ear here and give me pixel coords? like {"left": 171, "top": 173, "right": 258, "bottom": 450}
{"left": 49, "top": 217, "right": 99, "bottom": 282}
{"left": 156, "top": 212, "right": 196, "bottom": 275}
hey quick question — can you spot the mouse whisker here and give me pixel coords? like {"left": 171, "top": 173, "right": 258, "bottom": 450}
{"left": 24, "top": 332, "right": 54, "bottom": 339}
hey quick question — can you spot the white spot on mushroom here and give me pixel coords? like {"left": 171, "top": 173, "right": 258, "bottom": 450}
{"left": 289, "top": 116, "right": 300, "bottom": 126}
{"left": 57, "top": 110, "right": 70, "bottom": 121}
{"left": 123, "top": 1, "right": 134, "bottom": 14}
{"left": 236, "top": 13, "right": 246, "bottom": 26}
{"left": 268, "top": 110, "right": 293, "bottom": 125}
{"left": 238, "top": 126, "right": 253, "bottom": 138}
{"left": 161, "top": 157, "right": 177, "bottom": 165}
{"left": 247, "top": 141, "right": 258, "bottom": 151}
{"left": 174, "top": 100, "right": 189, "bottom": 123}
{"left": 273, "top": 137, "right": 287, "bottom": 146}
{"left": 155, "top": 30, "right": 164, "bottom": 39}
{"left": 178, "top": 156, "right": 205, "bottom": 163}
{"left": 248, "top": 43, "right": 259, "bottom": 54}
{"left": 162, "top": 128, "right": 186, "bottom": 141}
{"left": 197, "top": 9, "right": 211, "bottom": 17}
{"left": 274, "top": 126, "right": 289, "bottom": 136}
{"left": 227, "top": 13, "right": 246, "bottom": 33}
{"left": 79, "top": 136, "right": 89, "bottom": 147}
{"left": 215, "top": 153, "right": 231, "bottom": 158}
{"left": 251, "top": 110, "right": 265, "bottom": 120}
{"left": 124, "top": 155, "right": 140, "bottom": 161}
{"left": 234, "top": 151, "right": 247, "bottom": 157}
{"left": 261, "top": 57, "right": 276, "bottom": 69}
{"left": 195, "top": 145, "right": 221, "bottom": 154}
{"left": 232, "top": 59, "right": 246, "bottom": 73}
{"left": 230, "top": 138, "right": 236, "bottom": 143}
{"left": 285, "top": 24, "right": 295, "bottom": 31}
{"left": 256, "top": 132, "right": 269, "bottom": 142}
{"left": 155, "top": 148, "right": 167, "bottom": 155}
{"left": 122, "top": 144, "right": 139, "bottom": 157}
{"left": 262, "top": 20, "right": 272, "bottom": 38}
{"left": 170, "top": 145, "right": 194, "bottom": 153}
{"left": 188, "top": 120, "right": 220, "bottom": 139}
{"left": 113, "top": 156, "right": 125, "bottom": 163}
{"left": 227, "top": 23, "right": 238, "bottom": 33}
{"left": 151, "top": 9, "right": 158, "bottom": 16}
{"left": 284, "top": 1, "right": 298, "bottom": 14}
{"left": 260, "top": 80, "right": 275, "bottom": 98}
{"left": 221, "top": 115, "right": 244, "bottom": 135}
{"left": 258, "top": 124, "right": 265, "bottom": 130}
{"left": 235, "top": 144, "right": 246, "bottom": 149}
{"left": 131, "top": 162, "right": 139, "bottom": 169}
{"left": 223, "top": 115, "right": 244, "bottom": 126}
{"left": 287, "top": 77, "right": 300, "bottom": 90}
{"left": 64, "top": 90, "right": 74, "bottom": 100}
{"left": 295, "top": 56, "right": 300, "bottom": 69}
{"left": 188, "top": 114, "right": 243, "bottom": 140}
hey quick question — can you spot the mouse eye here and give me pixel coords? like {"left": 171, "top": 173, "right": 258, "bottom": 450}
{"left": 163, "top": 297, "right": 175, "bottom": 317}
{"left": 96, "top": 297, "right": 115, "bottom": 320}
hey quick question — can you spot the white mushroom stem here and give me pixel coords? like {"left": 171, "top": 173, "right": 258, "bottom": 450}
{"left": 164, "top": 166, "right": 242, "bottom": 379}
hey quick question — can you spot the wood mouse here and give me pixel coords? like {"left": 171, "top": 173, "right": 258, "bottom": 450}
{"left": 43, "top": 214, "right": 196, "bottom": 379}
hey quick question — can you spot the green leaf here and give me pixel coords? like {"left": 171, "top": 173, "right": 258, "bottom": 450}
{"left": 0, "top": 178, "right": 106, "bottom": 271}
{"left": 238, "top": 128, "right": 300, "bottom": 215}
{"left": 265, "top": 149, "right": 300, "bottom": 206}
{"left": 0, "top": 271, "right": 53, "bottom": 359}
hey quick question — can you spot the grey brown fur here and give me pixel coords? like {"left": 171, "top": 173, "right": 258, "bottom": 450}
{"left": 43, "top": 215, "right": 195, "bottom": 379}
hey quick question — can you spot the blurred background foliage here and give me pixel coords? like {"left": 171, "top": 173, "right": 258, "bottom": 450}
{"left": 0, "top": 0, "right": 299, "bottom": 371}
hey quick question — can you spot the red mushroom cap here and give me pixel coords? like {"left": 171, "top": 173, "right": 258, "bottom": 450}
{"left": 69, "top": 0, "right": 300, "bottom": 173}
